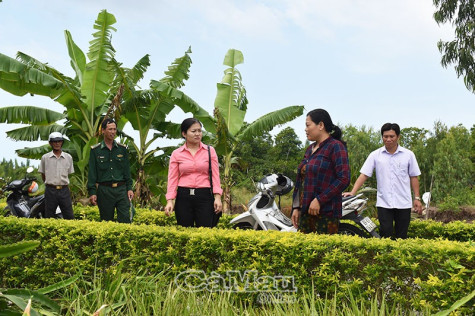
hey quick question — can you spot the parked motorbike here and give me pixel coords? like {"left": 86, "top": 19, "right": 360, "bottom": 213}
{"left": 230, "top": 173, "right": 380, "bottom": 238}
{"left": 2, "top": 167, "right": 46, "bottom": 218}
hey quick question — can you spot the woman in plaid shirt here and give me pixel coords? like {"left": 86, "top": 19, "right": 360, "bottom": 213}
{"left": 291, "top": 109, "right": 351, "bottom": 234}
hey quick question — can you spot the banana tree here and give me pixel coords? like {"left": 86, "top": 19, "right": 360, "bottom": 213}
{"left": 119, "top": 47, "right": 216, "bottom": 205}
{"left": 0, "top": 10, "right": 149, "bottom": 196}
{"left": 210, "top": 49, "right": 304, "bottom": 213}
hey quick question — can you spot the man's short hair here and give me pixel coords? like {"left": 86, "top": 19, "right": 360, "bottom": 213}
{"left": 101, "top": 117, "right": 116, "bottom": 130}
{"left": 381, "top": 123, "right": 400, "bottom": 136}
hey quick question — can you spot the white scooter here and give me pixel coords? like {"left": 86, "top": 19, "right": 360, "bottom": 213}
{"left": 230, "top": 173, "right": 380, "bottom": 238}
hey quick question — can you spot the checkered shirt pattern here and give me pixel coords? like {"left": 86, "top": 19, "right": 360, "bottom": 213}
{"left": 292, "top": 137, "right": 351, "bottom": 218}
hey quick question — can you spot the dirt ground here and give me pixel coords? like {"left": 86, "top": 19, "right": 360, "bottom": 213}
{"left": 421, "top": 206, "right": 475, "bottom": 223}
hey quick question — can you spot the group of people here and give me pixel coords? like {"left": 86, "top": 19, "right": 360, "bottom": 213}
{"left": 39, "top": 118, "right": 135, "bottom": 223}
{"left": 39, "top": 109, "right": 423, "bottom": 239}
{"left": 290, "top": 109, "right": 422, "bottom": 239}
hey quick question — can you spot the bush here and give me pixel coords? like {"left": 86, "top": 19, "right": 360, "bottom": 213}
{"left": 0, "top": 217, "right": 473, "bottom": 314}
{"left": 72, "top": 204, "right": 474, "bottom": 242}
{"left": 437, "top": 188, "right": 475, "bottom": 211}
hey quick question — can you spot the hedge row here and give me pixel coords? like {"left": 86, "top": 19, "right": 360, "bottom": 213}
{"left": 74, "top": 205, "right": 474, "bottom": 242}
{"left": 0, "top": 217, "right": 473, "bottom": 313}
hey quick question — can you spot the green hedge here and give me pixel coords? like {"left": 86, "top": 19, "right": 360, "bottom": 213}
{"left": 407, "top": 218, "right": 475, "bottom": 241}
{"left": 0, "top": 217, "right": 473, "bottom": 313}
{"left": 74, "top": 205, "right": 474, "bottom": 242}
{"left": 73, "top": 205, "right": 235, "bottom": 228}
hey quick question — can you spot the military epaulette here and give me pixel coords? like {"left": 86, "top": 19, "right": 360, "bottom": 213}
{"left": 117, "top": 142, "right": 127, "bottom": 148}
{"left": 91, "top": 143, "right": 101, "bottom": 149}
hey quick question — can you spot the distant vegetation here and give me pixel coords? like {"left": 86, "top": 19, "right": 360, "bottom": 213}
{"left": 1, "top": 120, "right": 474, "bottom": 211}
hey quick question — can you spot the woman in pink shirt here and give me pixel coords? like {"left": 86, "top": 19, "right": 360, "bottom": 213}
{"left": 164, "top": 118, "right": 223, "bottom": 227}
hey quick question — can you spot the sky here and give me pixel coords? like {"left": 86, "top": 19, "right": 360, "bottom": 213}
{"left": 0, "top": 0, "right": 474, "bottom": 164}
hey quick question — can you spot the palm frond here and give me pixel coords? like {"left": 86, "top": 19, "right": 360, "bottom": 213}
{"left": 152, "top": 121, "right": 182, "bottom": 139}
{"left": 214, "top": 49, "right": 247, "bottom": 136}
{"left": 129, "top": 54, "right": 151, "bottom": 85}
{"left": 110, "top": 59, "right": 134, "bottom": 101}
{"left": 0, "top": 53, "right": 64, "bottom": 97}
{"left": 6, "top": 124, "right": 67, "bottom": 141}
{"left": 109, "top": 54, "right": 150, "bottom": 102}
{"left": 15, "top": 52, "right": 83, "bottom": 109}
{"left": 239, "top": 105, "right": 304, "bottom": 140}
{"left": 150, "top": 80, "right": 216, "bottom": 133}
{"left": 64, "top": 30, "right": 86, "bottom": 84}
{"left": 0, "top": 106, "right": 64, "bottom": 124}
{"left": 159, "top": 47, "right": 192, "bottom": 88}
{"left": 81, "top": 9, "right": 116, "bottom": 113}
{"left": 16, "top": 144, "right": 51, "bottom": 160}
{"left": 15, "top": 52, "right": 50, "bottom": 72}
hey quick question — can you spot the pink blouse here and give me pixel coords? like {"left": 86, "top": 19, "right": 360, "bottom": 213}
{"left": 166, "top": 142, "right": 223, "bottom": 200}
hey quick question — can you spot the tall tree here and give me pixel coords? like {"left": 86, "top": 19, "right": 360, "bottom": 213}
{"left": 400, "top": 127, "right": 432, "bottom": 192}
{"left": 433, "top": 0, "right": 475, "bottom": 93}
{"left": 342, "top": 124, "right": 380, "bottom": 190}
{"left": 122, "top": 47, "right": 208, "bottom": 206}
{"left": 269, "top": 127, "right": 303, "bottom": 180}
{"left": 0, "top": 10, "right": 148, "bottom": 195}
{"left": 232, "top": 127, "right": 274, "bottom": 190}
{"left": 432, "top": 125, "right": 474, "bottom": 204}
{"left": 209, "top": 49, "right": 304, "bottom": 213}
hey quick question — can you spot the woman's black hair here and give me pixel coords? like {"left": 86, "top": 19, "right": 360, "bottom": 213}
{"left": 307, "top": 109, "right": 346, "bottom": 145}
{"left": 181, "top": 118, "right": 202, "bottom": 138}
{"left": 380, "top": 123, "right": 400, "bottom": 136}
{"left": 101, "top": 117, "right": 116, "bottom": 129}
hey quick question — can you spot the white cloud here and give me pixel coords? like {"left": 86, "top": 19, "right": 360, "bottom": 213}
{"left": 280, "top": 0, "right": 456, "bottom": 73}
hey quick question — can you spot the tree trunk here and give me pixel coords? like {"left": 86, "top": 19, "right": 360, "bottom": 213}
{"left": 223, "top": 183, "right": 232, "bottom": 214}
{"left": 135, "top": 168, "right": 151, "bottom": 207}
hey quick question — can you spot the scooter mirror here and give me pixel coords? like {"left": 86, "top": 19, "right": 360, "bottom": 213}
{"left": 422, "top": 192, "right": 431, "bottom": 205}
{"left": 26, "top": 167, "right": 34, "bottom": 174}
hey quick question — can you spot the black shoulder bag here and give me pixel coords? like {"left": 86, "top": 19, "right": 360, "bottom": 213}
{"left": 208, "top": 145, "right": 221, "bottom": 227}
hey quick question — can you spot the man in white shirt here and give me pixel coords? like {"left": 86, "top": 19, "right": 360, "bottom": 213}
{"left": 38, "top": 132, "right": 75, "bottom": 219}
{"left": 343, "top": 123, "right": 423, "bottom": 239}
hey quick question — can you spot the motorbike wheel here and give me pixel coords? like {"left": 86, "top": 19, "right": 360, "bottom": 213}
{"left": 233, "top": 222, "right": 259, "bottom": 230}
{"left": 3, "top": 206, "right": 12, "bottom": 217}
{"left": 338, "top": 223, "right": 368, "bottom": 237}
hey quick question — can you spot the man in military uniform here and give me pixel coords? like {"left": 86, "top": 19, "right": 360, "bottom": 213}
{"left": 88, "top": 118, "right": 134, "bottom": 223}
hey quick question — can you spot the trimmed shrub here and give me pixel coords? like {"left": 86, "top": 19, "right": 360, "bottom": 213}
{"left": 73, "top": 205, "right": 473, "bottom": 242}
{"left": 0, "top": 217, "right": 473, "bottom": 314}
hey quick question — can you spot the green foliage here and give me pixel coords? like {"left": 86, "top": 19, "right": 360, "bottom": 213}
{"left": 232, "top": 128, "right": 274, "bottom": 190}
{"left": 58, "top": 264, "right": 433, "bottom": 315}
{"left": 433, "top": 0, "right": 475, "bottom": 93}
{"left": 432, "top": 124, "right": 474, "bottom": 204}
{"left": 214, "top": 49, "right": 247, "bottom": 137}
{"left": 342, "top": 124, "right": 380, "bottom": 190}
{"left": 0, "top": 159, "right": 36, "bottom": 185}
{"left": 229, "top": 126, "right": 303, "bottom": 193}
{"left": 407, "top": 219, "right": 475, "bottom": 241}
{"left": 340, "top": 122, "right": 475, "bottom": 209}
{"left": 206, "top": 48, "right": 304, "bottom": 212}
{"left": 434, "top": 289, "right": 475, "bottom": 316}
{"left": 70, "top": 203, "right": 474, "bottom": 242}
{"left": 437, "top": 188, "right": 475, "bottom": 211}
{"left": 0, "top": 217, "right": 473, "bottom": 314}
{"left": 0, "top": 10, "right": 134, "bottom": 197}
{"left": 0, "top": 240, "right": 78, "bottom": 315}
{"left": 0, "top": 11, "right": 212, "bottom": 204}
{"left": 269, "top": 127, "right": 304, "bottom": 180}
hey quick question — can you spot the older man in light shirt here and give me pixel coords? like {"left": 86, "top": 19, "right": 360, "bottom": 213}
{"left": 39, "top": 132, "right": 75, "bottom": 219}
